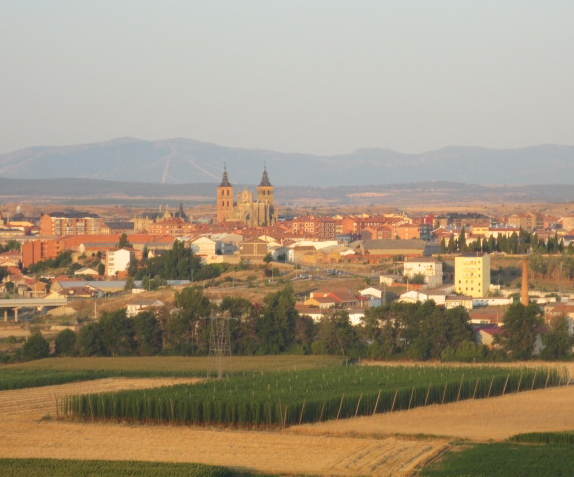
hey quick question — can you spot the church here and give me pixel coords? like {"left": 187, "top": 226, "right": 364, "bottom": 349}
{"left": 217, "top": 166, "right": 277, "bottom": 227}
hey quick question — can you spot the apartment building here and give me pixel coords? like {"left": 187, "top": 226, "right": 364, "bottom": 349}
{"left": 40, "top": 212, "right": 102, "bottom": 236}
{"left": 454, "top": 252, "right": 491, "bottom": 298}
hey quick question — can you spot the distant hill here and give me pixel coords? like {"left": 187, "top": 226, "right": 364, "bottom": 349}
{"left": 0, "top": 138, "right": 573, "bottom": 186}
{"left": 2, "top": 177, "right": 574, "bottom": 207}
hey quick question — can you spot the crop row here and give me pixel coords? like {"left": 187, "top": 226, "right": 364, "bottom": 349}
{"left": 61, "top": 365, "right": 567, "bottom": 427}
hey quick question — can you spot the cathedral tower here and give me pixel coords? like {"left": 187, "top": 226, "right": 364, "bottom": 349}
{"left": 217, "top": 166, "right": 234, "bottom": 223}
{"left": 257, "top": 165, "right": 275, "bottom": 226}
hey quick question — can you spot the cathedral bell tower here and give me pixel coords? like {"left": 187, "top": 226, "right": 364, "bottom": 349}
{"left": 256, "top": 165, "right": 275, "bottom": 226}
{"left": 217, "top": 166, "right": 234, "bottom": 223}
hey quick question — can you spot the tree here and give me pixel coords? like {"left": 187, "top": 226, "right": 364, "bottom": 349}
{"left": 256, "top": 286, "right": 297, "bottom": 354}
{"left": 540, "top": 315, "right": 573, "bottom": 360}
{"left": 21, "top": 333, "right": 50, "bottom": 361}
{"left": 440, "top": 238, "right": 447, "bottom": 254}
{"left": 54, "top": 329, "right": 77, "bottom": 356}
{"left": 410, "top": 273, "right": 426, "bottom": 285}
{"left": 314, "top": 311, "right": 359, "bottom": 357}
{"left": 496, "top": 303, "right": 546, "bottom": 360}
{"left": 117, "top": 233, "right": 132, "bottom": 249}
{"left": 97, "top": 262, "right": 105, "bottom": 276}
{"left": 132, "top": 311, "right": 163, "bottom": 355}
{"left": 165, "top": 287, "right": 211, "bottom": 355}
{"left": 458, "top": 227, "right": 468, "bottom": 253}
{"left": 124, "top": 277, "right": 136, "bottom": 291}
{"left": 99, "top": 310, "right": 136, "bottom": 356}
{"left": 78, "top": 322, "right": 106, "bottom": 356}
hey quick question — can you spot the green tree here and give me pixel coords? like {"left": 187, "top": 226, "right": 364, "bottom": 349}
{"left": 99, "top": 310, "right": 136, "bottom": 356}
{"left": 540, "top": 315, "right": 573, "bottom": 360}
{"left": 220, "top": 297, "right": 260, "bottom": 355}
{"left": 78, "top": 322, "right": 106, "bottom": 356}
{"left": 132, "top": 310, "right": 163, "bottom": 355}
{"left": 496, "top": 303, "right": 546, "bottom": 360}
{"left": 314, "top": 310, "right": 359, "bottom": 357}
{"left": 256, "top": 286, "right": 297, "bottom": 354}
{"left": 21, "top": 333, "right": 50, "bottom": 361}
{"left": 440, "top": 238, "right": 447, "bottom": 254}
{"left": 458, "top": 227, "right": 468, "bottom": 253}
{"left": 54, "top": 329, "right": 77, "bottom": 356}
{"left": 117, "top": 233, "right": 132, "bottom": 248}
{"left": 124, "top": 277, "right": 135, "bottom": 291}
{"left": 97, "top": 262, "right": 105, "bottom": 276}
{"left": 165, "top": 287, "right": 212, "bottom": 355}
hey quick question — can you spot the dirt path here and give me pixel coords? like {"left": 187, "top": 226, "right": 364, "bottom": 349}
{"left": 0, "top": 379, "right": 447, "bottom": 476}
{"left": 294, "top": 385, "right": 574, "bottom": 441}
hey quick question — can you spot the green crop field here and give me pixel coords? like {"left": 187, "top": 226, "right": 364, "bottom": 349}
{"left": 421, "top": 442, "right": 574, "bottom": 476}
{"left": 61, "top": 365, "right": 565, "bottom": 427}
{"left": 508, "top": 430, "right": 574, "bottom": 445}
{"left": 0, "top": 356, "right": 342, "bottom": 390}
{"left": 0, "top": 458, "right": 259, "bottom": 477}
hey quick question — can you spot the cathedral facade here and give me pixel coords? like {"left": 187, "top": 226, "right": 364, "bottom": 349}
{"left": 217, "top": 167, "right": 277, "bottom": 227}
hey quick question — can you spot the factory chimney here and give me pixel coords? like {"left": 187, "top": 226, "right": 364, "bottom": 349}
{"left": 521, "top": 257, "right": 529, "bottom": 306}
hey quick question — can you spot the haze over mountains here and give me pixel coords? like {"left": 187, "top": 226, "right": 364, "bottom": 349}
{"left": 0, "top": 138, "right": 573, "bottom": 187}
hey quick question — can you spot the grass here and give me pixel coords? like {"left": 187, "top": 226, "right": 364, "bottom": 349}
{"left": 421, "top": 442, "right": 574, "bottom": 476}
{"left": 0, "top": 458, "right": 263, "bottom": 477}
{"left": 508, "top": 430, "right": 574, "bottom": 445}
{"left": 6, "top": 355, "right": 341, "bottom": 373}
{"left": 61, "top": 365, "right": 561, "bottom": 428}
{"left": 0, "top": 356, "right": 343, "bottom": 390}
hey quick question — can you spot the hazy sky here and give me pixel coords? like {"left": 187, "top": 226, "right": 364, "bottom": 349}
{"left": 1, "top": 1, "right": 573, "bottom": 156}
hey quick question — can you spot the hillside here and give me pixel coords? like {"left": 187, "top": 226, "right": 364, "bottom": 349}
{"left": 0, "top": 138, "right": 573, "bottom": 186}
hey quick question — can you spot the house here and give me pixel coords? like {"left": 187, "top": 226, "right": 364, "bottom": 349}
{"left": 105, "top": 248, "right": 135, "bottom": 278}
{"left": 190, "top": 236, "right": 217, "bottom": 256}
{"left": 126, "top": 299, "right": 165, "bottom": 317}
{"left": 73, "top": 267, "right": 100, "bottom": 276}
{"left": 403, "top": 257, "right": 443, "bottom": 288}
{"left": 239, "top": 237, "right": 269, "bottom": 261}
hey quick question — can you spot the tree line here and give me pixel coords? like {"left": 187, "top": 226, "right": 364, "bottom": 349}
{"left": 440, "top": 227, "right": 568, "bottom": 255}
{"left": 17, "top": 286, "right": 572, "bottom": 363}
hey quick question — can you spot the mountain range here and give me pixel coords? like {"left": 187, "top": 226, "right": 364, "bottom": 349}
{"left": 0, "top": 138, "right": 573, "bottom": 187}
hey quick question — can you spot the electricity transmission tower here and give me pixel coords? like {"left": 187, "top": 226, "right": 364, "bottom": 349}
{"left": 209, "top": 311, "right": 232, "bottom": 379}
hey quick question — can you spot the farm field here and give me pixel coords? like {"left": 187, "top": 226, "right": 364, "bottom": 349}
{"left": 2, "top": 359, "right": 574, "bottom": 475}
{"left": 0, "top": 458, "right": 239, "bottom": 477}
{"left": 294, "top": 385, "right": 574, "bottom": 441}
{"left": 60, "top": 365, "right": 562, "bottom": 427}
{"left": 421, "top": 442, "right": 574, "bottom": 476}
{"left": 7, "top": 355, "right": 341, "bottom": 374}
{"left": 0, "top": 380, "right": 446, "bottom": 476}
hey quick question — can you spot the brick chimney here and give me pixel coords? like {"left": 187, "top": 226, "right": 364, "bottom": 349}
{"left": 521, "top": 257, "right": 529, "bottom": 306}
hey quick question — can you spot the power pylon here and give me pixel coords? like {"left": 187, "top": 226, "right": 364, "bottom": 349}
{"left": 209, "top": 311, "right": 232, "bottom": 379}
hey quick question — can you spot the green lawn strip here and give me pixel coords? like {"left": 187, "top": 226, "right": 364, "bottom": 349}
{"left": 421, "top": 442, "right": 574, "bottom": 476}
{"left": 0, "top": 356, "right": 343, "bottom": 390}
{"left": 0, "top": 458, "right": 266, "bottom": 477}
{"left": 62, "top": 365, "right": 557, "bottom": 427}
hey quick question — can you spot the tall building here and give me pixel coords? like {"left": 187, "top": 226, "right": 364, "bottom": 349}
{"left": 40, "top": 212, "right": 102, "bottom": 236}
{"left": 454, "top": 252, "right": 491, "bottom": 298}
{"left": 216, "top": 167, "right": 277, "bottom": 227}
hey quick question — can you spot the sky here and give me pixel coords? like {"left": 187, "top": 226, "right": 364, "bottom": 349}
{"left": 1, "top": 1, "right": 573, "bottom": 156}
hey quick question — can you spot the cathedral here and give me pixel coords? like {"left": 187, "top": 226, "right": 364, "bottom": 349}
{"left": 217, "top": 166, "right": 277, "bottom": 227}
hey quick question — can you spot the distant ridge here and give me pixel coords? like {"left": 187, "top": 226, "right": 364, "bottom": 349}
{"left": 0, "top": 138, "right": 573, "bottom": 186}
{"left": 2, "top": 177, "right": 574, "bottom": 206}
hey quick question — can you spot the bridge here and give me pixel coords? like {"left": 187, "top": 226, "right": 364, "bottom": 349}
{"left": 0, "top": 298, "right": 68, "bottom": 323}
